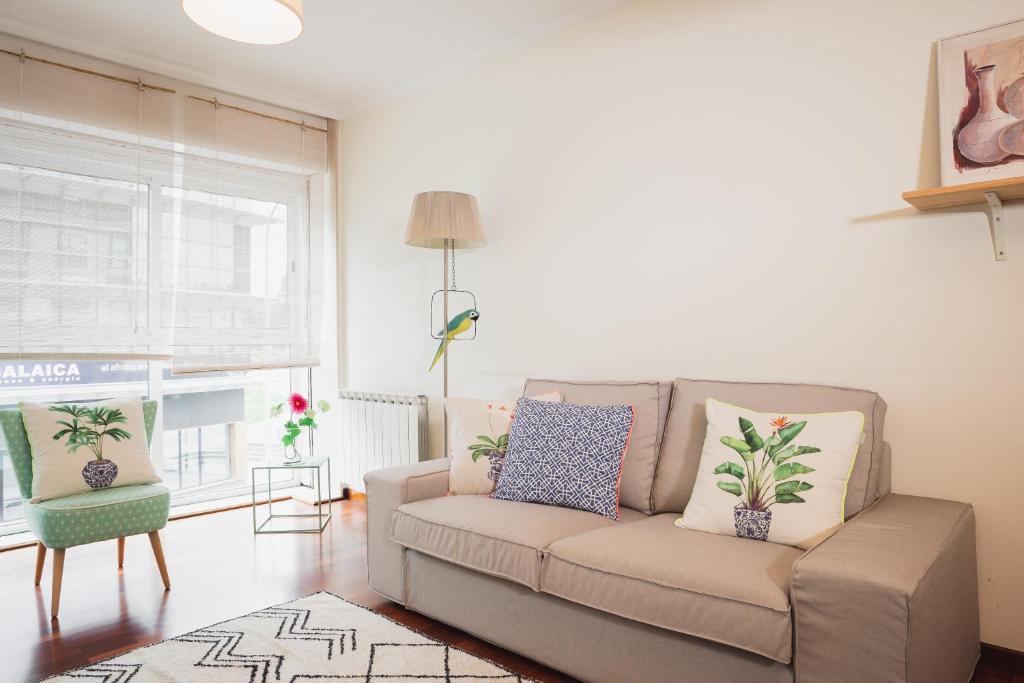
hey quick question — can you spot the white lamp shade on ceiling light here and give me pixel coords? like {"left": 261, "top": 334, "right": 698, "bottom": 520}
{"left": 182, "top": 0, "right": 304, "bottom": 45}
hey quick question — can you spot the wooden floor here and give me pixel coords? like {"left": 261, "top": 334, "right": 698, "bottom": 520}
{"left": 0, "top": 498, "right": 1019, "bottom": 683}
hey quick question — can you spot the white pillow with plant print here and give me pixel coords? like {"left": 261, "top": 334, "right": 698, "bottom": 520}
{"left": 446, "top": 392, "right": 561, "bottom": 495}
{"left": 20, "top": 398, "right": 161, "bottom": 503}
{"left": 676, "top": 398, "right": 864, "bottom": 549}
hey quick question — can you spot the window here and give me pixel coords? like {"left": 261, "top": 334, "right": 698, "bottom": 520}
{"left": 0, "top": 46, "right": 331, "bottom": 536}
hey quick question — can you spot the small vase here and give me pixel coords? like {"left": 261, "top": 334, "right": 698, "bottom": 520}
{"left": 283, "top": 448, "right": 303, "bottom": 464}
{"left": 485, "top": 451, "right": 504, "bottom": 483}
{"left": 82, "top": 460, "right": 119, "bottom": 489}
{"left": 957, "top": 65, "right": 1014, "bottom": 164}
{"left": 734, "top": 506, "right": 772, "bottom": 541}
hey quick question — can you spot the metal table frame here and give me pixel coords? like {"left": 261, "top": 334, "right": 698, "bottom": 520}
{"left": 251, "top": 456, "right": 332, "bottom": 534}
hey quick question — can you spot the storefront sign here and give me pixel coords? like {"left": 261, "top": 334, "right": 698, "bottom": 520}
{"left": 0, "top": 361, "right": 148, "bottom": 386}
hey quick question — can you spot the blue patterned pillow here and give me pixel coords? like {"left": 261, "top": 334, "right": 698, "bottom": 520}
{"left": 491, "top": 397, "right": 635, "bottom": 519}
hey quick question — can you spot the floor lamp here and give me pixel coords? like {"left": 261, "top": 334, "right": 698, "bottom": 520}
{"left": 405, "top": 191, "right": 486, "bottom": 458}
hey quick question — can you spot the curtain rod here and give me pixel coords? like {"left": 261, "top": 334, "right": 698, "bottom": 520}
{"left": 188, "top": 95, "right": 328, "bottom": 133}
{"left": 0, "top": 47, "right": 175, "bottom": 94}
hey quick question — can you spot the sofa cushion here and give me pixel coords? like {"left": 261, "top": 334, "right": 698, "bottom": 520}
{"left": 391, "top": 495, "right": 645, "bottom": 590}
{"left": 446, "top": 392, "right": 561, "bottom": 496}
{"left": 541, "top": 514, "right": 802, "bottom": 663}
{"left": 491, "top": 398, "right": 634, "bottom": 519}
{"left": 523, "top": 379, "right": 671, "bottom": 514}
{"left": 678, "top": 399, "right": 865, "bottom": 549}
{"left": 652, "top": 378, "right": 886, "bottom": 519}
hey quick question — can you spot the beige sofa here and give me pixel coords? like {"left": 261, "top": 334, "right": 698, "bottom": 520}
{"left": 364, "top": 378, "right": 979, "bottom": 683}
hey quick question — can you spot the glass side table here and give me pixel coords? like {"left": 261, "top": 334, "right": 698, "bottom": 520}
{"left": 251, "top": 455, "right": 332, "bottom": 534}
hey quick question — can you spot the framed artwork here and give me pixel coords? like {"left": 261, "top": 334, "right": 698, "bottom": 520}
{"left": 938, "top": 19, "right": 1024, "bottom": 186}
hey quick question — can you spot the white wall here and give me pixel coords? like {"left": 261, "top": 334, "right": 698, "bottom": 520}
{"left": 339, "top": 0, "right": 1024, "bottom": 650}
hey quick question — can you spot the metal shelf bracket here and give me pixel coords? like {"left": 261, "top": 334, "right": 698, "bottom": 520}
{"left": 983, "top": 191, "right": 1008, "bottom": 261}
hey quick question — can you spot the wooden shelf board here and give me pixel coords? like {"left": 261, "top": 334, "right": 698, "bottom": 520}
{"left": 903, "top": 176, "right": 1024, "bottom": 210}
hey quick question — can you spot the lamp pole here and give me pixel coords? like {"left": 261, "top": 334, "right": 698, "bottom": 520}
{"left": 442, "top": 237, "right": 449, "bottom": 459}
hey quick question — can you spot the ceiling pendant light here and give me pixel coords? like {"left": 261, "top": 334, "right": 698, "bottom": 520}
{"left": 181, "top": 0, "right": 303, "bottom": 45}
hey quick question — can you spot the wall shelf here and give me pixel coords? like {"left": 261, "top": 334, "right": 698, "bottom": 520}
{"left": 902, "top": 176, "right": 1024, "bottom": 261}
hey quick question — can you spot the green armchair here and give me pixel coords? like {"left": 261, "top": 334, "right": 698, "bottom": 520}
{"left": 0, "top": 400, "right": 171, "bottom": 619}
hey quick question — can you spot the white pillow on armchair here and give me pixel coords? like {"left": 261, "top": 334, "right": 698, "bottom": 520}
{"left": 20, "top": 398, "right": 161, "bottom": 502}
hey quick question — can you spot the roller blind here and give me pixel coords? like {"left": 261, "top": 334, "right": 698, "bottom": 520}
{"left": 0, "top": 47, "right": 328, "bottom": 372}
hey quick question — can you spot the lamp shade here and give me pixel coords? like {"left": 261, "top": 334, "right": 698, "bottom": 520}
{"left": 405, "top": 191, "right": 486, "bottom": 249}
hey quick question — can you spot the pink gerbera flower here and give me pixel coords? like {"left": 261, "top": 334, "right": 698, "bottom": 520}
{"left": 289, "top": 393, "right": 309, "bottom": 414}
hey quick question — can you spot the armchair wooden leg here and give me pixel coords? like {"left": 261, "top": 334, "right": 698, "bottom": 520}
{"left": 117, "top": 537, "right": 125, "bottom": 569}
{"left": 147, "top": 531, "right": 170, "bottom": 590}
{"left": 34, "top": 542, "right": 46, "bottom": 586}
{"left": 51, "top": 548, "right": 65, "bottom": 620}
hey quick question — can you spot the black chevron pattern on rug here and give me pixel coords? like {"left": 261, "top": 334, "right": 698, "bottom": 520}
{"left": 44, "top": 592, "right": 536, "bottom": 683}
{"left": 290, "top": 642, "right": 524, "bottom": 681}
{"left": 58, "top": 663, "right": 141, "bottom": 682}
{"left": 176, "top": 629, "right": 284, "bottom": 683}
{"left": 252, "top": 607, "right": 358, "bottom": 659}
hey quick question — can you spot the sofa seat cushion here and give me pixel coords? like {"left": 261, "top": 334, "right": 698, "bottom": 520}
{"left": 391, "top": 495, "right": 645, "bottom": 590}
{"left": 541, "top": 514, "right": 803, "bottom": 663}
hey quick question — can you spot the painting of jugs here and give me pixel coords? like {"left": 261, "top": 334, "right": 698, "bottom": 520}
{"left": 956, "top": 65, "right": 1014, "bottom": 164}
{"left": 938, "top": 20, "right": 1024, "bottom": 186}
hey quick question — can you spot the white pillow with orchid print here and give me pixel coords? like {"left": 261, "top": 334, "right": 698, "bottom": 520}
{"left": 676, "top": 398, "right": 864, "bottom": 549}
{"left": 446, "top": 392, "right": 561, "bottom": 495}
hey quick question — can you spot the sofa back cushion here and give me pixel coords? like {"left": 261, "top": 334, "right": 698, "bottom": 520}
{"left": 652, "top": 378, "right": 886, "bottom": 519}
{"left": 523, "top": 379, "right": 670, "bottom": 514}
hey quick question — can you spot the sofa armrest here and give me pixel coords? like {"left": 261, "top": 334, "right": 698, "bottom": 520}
{"left": 363, "top": 459, "right": 450, "bottom": 603}
{"left": 791, "top": 494, "right": 978, "bottom": 683}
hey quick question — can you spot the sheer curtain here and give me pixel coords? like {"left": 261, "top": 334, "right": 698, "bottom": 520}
{"left": 0, "top": 45, "right": 328, "bottom": 372}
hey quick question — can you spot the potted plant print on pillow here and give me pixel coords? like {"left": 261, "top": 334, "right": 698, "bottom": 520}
{"left": 677, "top": 399, "right": 864, "bottom": 549}
{"left": 19, "top": 398, "right": 161, "bottom": 502}
{"left": 50, "top": 404, "right": 132, "bottom": 489}
{"left": 713, "top": 414, "right": 819, "bottom": 540}
{"left": 467, "top": 402, "right": 512, "bottom": 485}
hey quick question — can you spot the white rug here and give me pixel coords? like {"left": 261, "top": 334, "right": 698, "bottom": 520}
{"left": 46, "top": 591, "right": 533, "bottom": 682}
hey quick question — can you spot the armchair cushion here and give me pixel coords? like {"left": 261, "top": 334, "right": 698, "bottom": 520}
{"left": 26, "top": 484, "right": 170, "bottom": 549}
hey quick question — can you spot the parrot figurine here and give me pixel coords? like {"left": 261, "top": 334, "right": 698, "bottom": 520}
{"left": 429, "top": 308, "right": 480, "bottom": 371}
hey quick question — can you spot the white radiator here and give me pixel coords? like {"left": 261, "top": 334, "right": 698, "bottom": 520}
{"left": 337, "top": 391, "right": 429, "bottom": 493}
